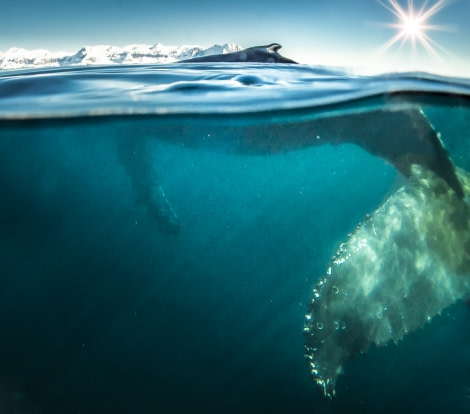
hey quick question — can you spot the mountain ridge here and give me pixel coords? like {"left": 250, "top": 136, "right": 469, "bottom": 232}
{"left": 0, "top": 42, "right": 243, "bottom": 70}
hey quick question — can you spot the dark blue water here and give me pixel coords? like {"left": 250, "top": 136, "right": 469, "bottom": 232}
{"left": 0, "top": 64, "right": 470, "bottom": 413}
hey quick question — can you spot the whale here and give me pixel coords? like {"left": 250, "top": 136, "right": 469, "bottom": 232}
{"left": 0, "top": 42, "right": 469, "bottom": 410}
{"left": 2, "top": 44, "right": 470, "bottom": 412}
{"left": 177, "top": 44, "right": 470, "bottom": 397}
{"left": 181, "top": 43, "right": 298, "bottom": 64}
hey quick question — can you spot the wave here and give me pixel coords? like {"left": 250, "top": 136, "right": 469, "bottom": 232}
{"left": 0, "top": 64, "right": 469, "bottom": 119}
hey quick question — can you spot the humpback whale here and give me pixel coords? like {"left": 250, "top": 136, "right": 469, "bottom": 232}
{"left": 181, "top": 43, "right": 298, "bottom": 63}
{"left": 177, "top": 44, "right": 469, "bottom": 397}
{"left": 1, "top": 44, "right": 469, "bottom": 412}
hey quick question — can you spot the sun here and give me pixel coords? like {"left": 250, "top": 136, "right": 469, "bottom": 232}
{"left": 377, "top": 0, "right": 454, "bottom": 58}
{"left": 403, "top": 16, "right": 423, "bottom": 36}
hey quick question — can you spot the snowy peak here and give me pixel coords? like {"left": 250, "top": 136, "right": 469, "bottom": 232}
{"left": 199, "top": 43, "right": 242, "bottom": 57}
{"left": 0, "top": 43, "right": 243, "bottom": 70}
{"left": 0, "top": 47, "right": 71, "bottom": 69}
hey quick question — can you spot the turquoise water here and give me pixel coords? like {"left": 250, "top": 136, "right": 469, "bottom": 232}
{"left": 0, "top": 64, "right": 470, "bottom": 413}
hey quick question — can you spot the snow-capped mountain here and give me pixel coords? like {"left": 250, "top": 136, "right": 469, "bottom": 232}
{"left": 0, "top": 43, "right": 243, "bottom": 70}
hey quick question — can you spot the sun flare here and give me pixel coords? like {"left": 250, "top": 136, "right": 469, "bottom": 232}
{"left": 377, "top": 0, "right": 454, "bottom": 58}
{"left": 403, "top": 16, "right": 422, "bottom": 35}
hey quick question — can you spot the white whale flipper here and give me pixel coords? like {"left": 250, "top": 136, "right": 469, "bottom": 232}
{"left": 304, "top": 166, "right": 470, "bottom": 398}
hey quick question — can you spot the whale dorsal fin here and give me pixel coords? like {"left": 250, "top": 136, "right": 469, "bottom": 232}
{"left": 266, "top": 43, "right": 282, "bottom": 53}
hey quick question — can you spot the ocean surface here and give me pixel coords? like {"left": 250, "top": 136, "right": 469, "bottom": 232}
{"left": 0, "top": 63, "right": 470, "bottom": 414}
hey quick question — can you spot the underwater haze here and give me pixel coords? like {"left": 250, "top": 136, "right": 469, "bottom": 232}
{"left": 1, "top": 63, "right": 470, "bottom": 413}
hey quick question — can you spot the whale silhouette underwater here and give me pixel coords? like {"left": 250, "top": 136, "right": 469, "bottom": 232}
{"left": 179, "top": 44, "right": 470, "bottom": 399}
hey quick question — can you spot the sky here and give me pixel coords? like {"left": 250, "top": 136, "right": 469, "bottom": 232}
{"left": 1, "top": 0, "right": 469, "bottom": 76}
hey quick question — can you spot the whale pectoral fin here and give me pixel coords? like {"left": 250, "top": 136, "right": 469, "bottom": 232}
{"left": 304, "top": 166, "right": 470, "bottom": 398}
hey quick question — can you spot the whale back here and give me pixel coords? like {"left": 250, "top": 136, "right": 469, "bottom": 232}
{"left": 181, "top": 43, "right": 297, "bottom": 63}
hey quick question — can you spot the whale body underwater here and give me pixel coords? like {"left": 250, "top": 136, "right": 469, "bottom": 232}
{"left": 181, "top": 44, "right": 470, "bottom": 398}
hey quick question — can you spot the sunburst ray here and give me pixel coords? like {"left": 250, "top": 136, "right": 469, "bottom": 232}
{"left": 376, "top": 0, "right": 455, "bottom": 60}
